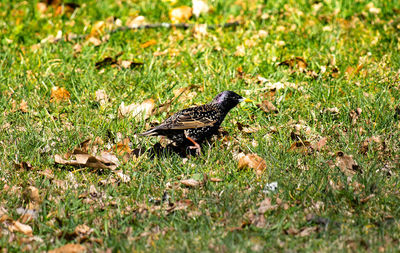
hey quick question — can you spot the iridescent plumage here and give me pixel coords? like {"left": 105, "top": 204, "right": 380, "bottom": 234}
{"left": 140, "top": 91, "right": 245, "bottom": 153}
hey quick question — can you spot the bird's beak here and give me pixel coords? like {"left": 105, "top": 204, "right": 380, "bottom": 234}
{"left": 240, "top": 97, "right": 253, "bottom": 103}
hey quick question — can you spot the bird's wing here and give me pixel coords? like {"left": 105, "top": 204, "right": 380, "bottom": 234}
{"left": 158, "top": 105, "right": 218, "bottom": 130}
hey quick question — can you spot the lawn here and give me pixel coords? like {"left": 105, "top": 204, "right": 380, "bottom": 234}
{"left": 1, "top": 0, "right": 400, "bottom": 252}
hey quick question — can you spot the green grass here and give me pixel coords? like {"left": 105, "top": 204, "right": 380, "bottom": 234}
{"left": 1, "top": 0, "right": 400, "bottom": 251}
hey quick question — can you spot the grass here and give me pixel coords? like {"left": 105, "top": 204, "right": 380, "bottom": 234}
{"left": 1, "top": 0, "right": 400, "bottom": 251}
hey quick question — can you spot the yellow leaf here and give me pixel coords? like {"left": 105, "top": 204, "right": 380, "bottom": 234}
{"left": 140, "top": 39, "right": 157, "bottom": 48}
{"left": 50, "top": 86, "right": 70, "bottom": 102}
{"left": 169, "top": 6, "right": 192, "bottom": 23}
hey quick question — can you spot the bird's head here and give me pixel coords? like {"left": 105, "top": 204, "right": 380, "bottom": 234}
{"left": 211, "top": 91, "right": 251, "bottom": 111}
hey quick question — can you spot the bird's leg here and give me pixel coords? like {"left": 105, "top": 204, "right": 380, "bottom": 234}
{"left": 184, "top": 133, "right": 201, "bottom": 155}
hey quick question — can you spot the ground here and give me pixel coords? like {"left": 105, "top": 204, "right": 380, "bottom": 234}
{"left": 1, "top": 0, "right": 400, "bottom": 252}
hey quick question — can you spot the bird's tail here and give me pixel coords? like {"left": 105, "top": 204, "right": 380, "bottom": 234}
{"left": 139, "top": 127, "right": 158, "bottom": 136}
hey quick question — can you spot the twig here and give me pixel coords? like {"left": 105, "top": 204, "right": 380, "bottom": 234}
{"left": 57, "top": 21, "right": 240, "bottom": 43}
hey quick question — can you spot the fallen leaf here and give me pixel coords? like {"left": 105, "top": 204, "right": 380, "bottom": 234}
{"left": 345, "top": 64, "right": 363, "bottom": 77}
{"left": 140, "top": 39, "right": 157, "bottom": 48}
{"left": 180, "top": 179, "right": 200, "bottom": 187}
{"left": 73, "top": 44, "right": 82, "bottom": 54}
{"left": 285, "top": 226, "right": 318, "bottom": 237}
{"left": 19, "top": 100, "right": 28, "bottom": 112}
{"left": 279, "top": 57, "right": 307, "bottom": 72}
{"left": 289, "top": 140, "right": 311, "bottom": 153}
{"left": 9, "top": 221, "right": 33, "bottom": 236}
{"left": 116, "top": 171, "right": 131, "bottom": 183}
{"left": 74, "top": 224, "right": 92, "bottom": 236}
{"left": 193, "top": 24, "right": 208, "bottom": 39}
{"left": 126, "top": 15, "right": 146, "bottom": 28}
{"left": 237, "top": 153, "right": 267, "bottom": 175}
{"left": 349, "top": 108, "right": 362, "bottom": 125}
{"left": 24, "top": 186, "right": 41, "bottom": 204}
{"left": 234, "top": 45, "right": 245, "bottom": 56}
{"left": 210, "top": 177, "right": 223, "bottom": 182}
{"left": 257, "top": 100, "right": 277, "bottom": 113}
{"left": 192, "top": 0, "right": 209, "bottom": 17}
{"left": 169, "top": 6, "right": 192, "bottom": 23}
{"left": 313, "top": 137, "right": 327, "bottom": 151}
{"left": 325, "top": 107, "right": 339, "bottom": 114}
{"left": 38, "top": 168, "right": 54, "bottom": 179}
{"left": 49, "top": 244, "right": 86, "bottom": 253}
{"left": 16, "top": 207, "right": 38, "bottom": 223}
{"left": 366, "top": 2, "right": 380, "bottom": 14}
{"left": 299, "top": 226, "right": 318, "bottom": 237}
{"left": 14, "top": 161, "right": 33, "bottom": 170}
{"left": 172, "top": 86, "right": 198, "bottom": 103}
{"left": 95, "top": 89, "right": 108, "bottom": 105}
{"left": 118, "top": 99, "right": 155, "bottom": 120}
{"left": 360, "top": 136, "right": 382, "bottom": 154}
{"left": 257, "top": 197, "right": 277, "bottom": 214}
{"left": 119, "top": 60, "right": 144, "bottom": 69}
{"left": 87, "top": 36, "right": 102, "bottom": 46}
{"left": 54, "top": 153, "right": 119, "bottom": 170}
{"left": 36, "top": 2, "right": 47, "bottom": 14}
{"left": 335, "top": 152, "right": 360, "bottom": 175}
{"left": 50, "top": 86, "right": 70, "bottom": 102}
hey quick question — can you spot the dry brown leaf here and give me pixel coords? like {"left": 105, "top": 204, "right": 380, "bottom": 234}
{"left": 50, "top": 86, "right": 70, "bottom": 102}
{"left": 74, "top": 224, "right": 92, "bottom": 236}
{"left": 49, "top": 244, "right": 86, "bottom": 253}
{"left": 118, "top": 99, "right": 155, "bottom": 120}
{"left": 279, "top": 57, "right": 307, "bottom": 72}
{"left": 335, "top": 152, "right": 360, "bottom": 175}
{"left": 349, "top": 108, "right": 362, "bottom": 125}
{"left": 313, "top": 137, "right": 327, "bottom": 151}
{"left": 172, "top": 86, "right": 198, "bottom": 103}
{"left": 73, "top": 44, "right": 82, "bottom": 54}
{"left": 257, "top": 100, "right": 277, "bottom": 113}
{"left": 19, "top": 100, "right": 28, "bottom": 112}
{"left": 95, "top": 89, "right": 108, "bottom": 105}
{"left": 325, "top": 107, "right": 339, "bottom": 114}
{"left": 289, "top": 140, "right": 311, "bottom": 153}
{"left": 54, "top": 152, "right": 119, "bottom": 170}
{"left": 180, "top": 179, "right": 200, "bottom": 188}
{"left": 39, "top": 168, "right": 54, "bottom": 179}
{"left": 140, "top": 39, "right": 157, "bottom": 48}
{"left": 14, "top": 161, "right": 33, "bottom": 170}
{"left": 237, "top": 153, "right": 267, "bottom": 175}
{"left": 87, "top": 36, "right": 102, "bottom": 46}
{"left": 24, "top": 186, "right": 41, "bottom": 204}
{"left": 8, "top": 221, "right": 33, "bottom": 236}
{"left": 285, "top": 226, "right": 318, "bottom": 237}
{"left": 210, "top": 177, "right": 223, "bottom": 182}
{"left": 360, "top": 136, "right": 383, "bottom": 154}
{"left": 257, "top": 197, "right": 277, "bottom": 214}
{"left": 169, "top": 6, "right": 192, "bottom": 23}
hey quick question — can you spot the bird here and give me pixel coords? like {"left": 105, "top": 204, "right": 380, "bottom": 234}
{"left": 140, "top": 90, "right": 250, "bottom": 154}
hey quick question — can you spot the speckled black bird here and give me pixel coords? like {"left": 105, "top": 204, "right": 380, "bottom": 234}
{"left": 140, "top": 91, "right": 249, "bottom": 154}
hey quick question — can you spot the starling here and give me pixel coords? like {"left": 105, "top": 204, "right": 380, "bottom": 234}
{"left": 140, "top": 91, "right": 249, "bottom": 154}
